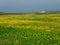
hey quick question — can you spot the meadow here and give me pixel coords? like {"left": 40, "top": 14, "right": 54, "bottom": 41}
{"left": 0, "top": 14, "right": 60, "bottom": 45}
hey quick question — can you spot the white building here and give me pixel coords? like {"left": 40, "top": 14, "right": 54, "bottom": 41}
{"left": 40, "top": 10, "right": 46, "bottom": 13}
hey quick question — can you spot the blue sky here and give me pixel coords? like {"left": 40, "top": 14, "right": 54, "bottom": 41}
{"left": 0, "top": 0, "right": 60, "bottom": 12}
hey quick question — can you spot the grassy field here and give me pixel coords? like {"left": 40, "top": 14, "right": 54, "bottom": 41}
{"left": 0, "top": 14, "right": 60, "bottom": 45}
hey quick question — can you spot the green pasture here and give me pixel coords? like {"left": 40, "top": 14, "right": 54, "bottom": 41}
{"left": 0, "top": 14, "right": 60, "bottom": 45}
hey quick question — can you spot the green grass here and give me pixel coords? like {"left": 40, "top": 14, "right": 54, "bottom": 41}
{"left": 0, "top": 14, "right": 60, "bottom": 45}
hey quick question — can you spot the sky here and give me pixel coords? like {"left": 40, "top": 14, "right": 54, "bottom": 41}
{"left": 0, "top": 0, "right": 60, "bottom": 12}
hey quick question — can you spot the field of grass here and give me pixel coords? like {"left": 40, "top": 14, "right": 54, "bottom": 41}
{"left": 0, "top": 14, "right": 60, "bottom": 45}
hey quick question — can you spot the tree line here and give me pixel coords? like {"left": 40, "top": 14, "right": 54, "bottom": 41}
{"left": 0, "top": 11, "right": 60, "bottom": 15}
